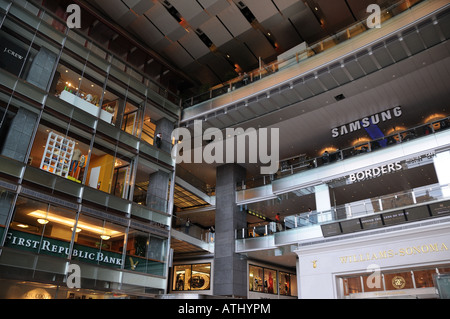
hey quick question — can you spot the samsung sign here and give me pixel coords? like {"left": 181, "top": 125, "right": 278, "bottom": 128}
{"left": 332, "top": 106, "right": 403, "bottom": 138}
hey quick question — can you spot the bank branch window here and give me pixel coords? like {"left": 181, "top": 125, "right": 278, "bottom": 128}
{"left": 173, "top": 264, "right": 211, "bottom": 291}
{"left": 125, "top": 230, "right": 167, "bottom": 276}
{"left": 72, "top": 213, "right": 126, "bottom": 268}
{"left": 7, "top": 196, "right": 77, "bottom": 259}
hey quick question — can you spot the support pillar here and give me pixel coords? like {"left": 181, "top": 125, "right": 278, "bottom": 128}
{"left": 154, "top": 117, "right": 174, "bottom": 153}
{"left": 213, "top": 164, "right": 247, "bottom": 297}
{"left": 314, "top": 184, "right": 332, "bottom": 223}
{"left": 146, "top": 170, "right": 170, "bottom": 213}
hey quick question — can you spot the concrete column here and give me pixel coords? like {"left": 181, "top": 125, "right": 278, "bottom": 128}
{"left": 213, "top": 164, "right": 247, "bottom": 297}
{"left": 434, "top": 151, "right": 450, "bottom": 197}
{"left": 0, "top": 108, "right": 37, "bottom": 162}
{"left": 315, "top": 184, "right": 332, "bottom": 222}
{"left": 154, "top": 117, "right": 174, "bottom": 153}
{"left": 25, "top": 47, "right": 57, "bottom": 91}
{"left": 146, "top": 170, "right": 170, "bottom": 213}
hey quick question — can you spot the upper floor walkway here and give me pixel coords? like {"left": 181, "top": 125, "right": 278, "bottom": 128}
{"left": 180, "top": 0, "right": 450, "bottom": 127}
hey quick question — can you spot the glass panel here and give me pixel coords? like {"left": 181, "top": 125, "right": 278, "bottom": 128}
{"left": 249, "top": 265, "right": 264, "bottom": 292}
{"left": 279, "top": 272, "right": 291, "bottom": 296}
{"left": 191, "top": 264, "right": 211, "bottom": 291}
{"left": 414, "top": 269, "right": 436, "bottom": 288}
{"left": 0, "top": 187, "right": 15, "bottom": 227}
{"left": 173, "top": 265, "right": 190, "bottom": 291}
{"left": 264, "top": 268, "right": 277, "bottom": 294}
{"left": 7, "top": 196, "right": 77, "bottom": 259}
{"left": 343, "top": 276, "right": 363, "bottom": 296}
{"left": 384, "top": 271, "right": 414, "bottom": 290}
{"left": 172, "top": 264, "right": 210, "bottom": 291}
{"left": 29, "top": 121, "right": 90, "bottom": 183}
{"left": 73, "top": 213, "right": 126, "bottom": 268}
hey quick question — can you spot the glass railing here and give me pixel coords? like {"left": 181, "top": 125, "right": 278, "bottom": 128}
{"left": 236, "top": 182, "right": 450, "bottom": 240}
{"left": 237, "top": 116, "right": 450, "bottom": 191}
{"left": 183, "top": 0, "right": 425, "bottom": 108}
{"left": 171, "top": 215, "right": 215, "bottom": 244}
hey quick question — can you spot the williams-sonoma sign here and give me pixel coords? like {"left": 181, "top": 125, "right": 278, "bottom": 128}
{"left": 332, "top": 106, "right": 403, "bottom": 138}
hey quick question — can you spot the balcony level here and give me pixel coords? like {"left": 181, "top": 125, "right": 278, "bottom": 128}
{"left": 180, "top": 0, "right": 449, "bottom": 127}
{"left": 234, "top": 128, "right": 450, "bottom": 263}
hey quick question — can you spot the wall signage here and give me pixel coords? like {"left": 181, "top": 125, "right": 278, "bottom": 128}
{"left": 4, "top": 229, "right": 123, "bottom": 267}
{"left": 349, "top": 161, "right": 402, "bottom": 183}
{"left": 332, "top": 106, "right": 403, "bottom": 138}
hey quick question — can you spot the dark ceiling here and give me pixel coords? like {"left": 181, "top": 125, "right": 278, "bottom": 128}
{"left": 84, "top": 0, "right": 406, "bottom": 94}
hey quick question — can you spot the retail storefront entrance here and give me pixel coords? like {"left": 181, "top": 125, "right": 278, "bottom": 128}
{"left": 295, "top": 215, "right": 450, "bottom": 299}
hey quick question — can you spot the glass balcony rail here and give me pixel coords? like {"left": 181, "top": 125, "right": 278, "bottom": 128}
{"left": 171, "top": 215, "right": 215, "bottom": 244}
{"left": 183, "top": 0, "right": 425, "bottom": 108}
{"left": 236, "top": 182, "right": 450, "bottom": 240}
{"left": 236, "top": 116, "right": 450, "bottom": 191}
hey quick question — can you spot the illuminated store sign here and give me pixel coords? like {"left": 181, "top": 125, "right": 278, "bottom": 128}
{"left": 5, "top": 229, "right": 122, "bottom": 267}
{"left": 349, "top": 161, "right": 402, "bottom": 183}
{"left": 332, "top": 106, "right": 403, "bottom": 138}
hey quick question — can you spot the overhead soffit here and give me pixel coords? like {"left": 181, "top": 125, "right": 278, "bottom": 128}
{"left": 92, "top": 0, "right": 411, "bottom": 86}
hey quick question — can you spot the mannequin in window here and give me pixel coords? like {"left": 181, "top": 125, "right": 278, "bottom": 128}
{"left": 70, "top": 148, "right": 82, "bottom": 176}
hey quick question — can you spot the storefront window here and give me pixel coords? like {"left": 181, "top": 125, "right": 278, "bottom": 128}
{"left": 72, "top": 213, "right": 126, "bottom": 268}
{"left": 249, "top": 265, "right": 264, "bottom": 292}
{"left": 0, "top": 188, "right": 15, "bottom": 239}
{"left": 6, "top": 196, "right": 77, "bottom": 259}
{"left": 173, "top": 263, "right": 211, "bottom": 291}
{"left": 384, "top": 271, "right": 414, "bottom": 290}
{"left": 343, "top": 276, "right": 363, "bottom": 296}
{"left": 279, "top": 272, "right": 291, "bottom": 296}
{"left": 29, "top": 120, "right": 91, "bottom": 184}
{"left": 264, "top": 268, "right": 277, "bottom": 294}
{"left": 87, "top": 137, "right": 133, "bottom": 198}
{"left": 141, "top": 106, "right": 156, "bottom": 146}
{"left": 1, "top": 18, "right": 60, "bottom": 92}
{"left": 414, "top": 269, "right": 436, "bottom": 288}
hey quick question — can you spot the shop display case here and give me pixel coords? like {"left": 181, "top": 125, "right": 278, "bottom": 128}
{"left": 39, "top": 131, "right": 75, "bottom": 178}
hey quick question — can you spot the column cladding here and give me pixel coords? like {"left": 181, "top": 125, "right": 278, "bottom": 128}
{"left": 213, "top": 164, "right": 247, "bottom": 297}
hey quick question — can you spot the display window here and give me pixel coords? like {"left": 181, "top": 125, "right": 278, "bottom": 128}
{"left": 249, "top": 265, "right": 264, "bottom": 292}
{"left": 279, "top": 272, "right": 292, "bottom": 296}
{"left": 29, "top": 120, "right": 91, "bottom": 184}
{"left": 87, "top": 136, "right": 133, "bottom": 199}
{"left": 125, "top": 230, "right": 167, "bottom": 276}
{"left": 141, "top": 106, "right": 156, "bottom": 146}
{"left": 6, "top": 196, "right": 77, "bottom": 259}
{"left": 341, "top": 266, "right": 448, "bottom": 298}
{"left": 1, "top": 17, "right": 61, "bottom": 92}
{"left": 72, "top": 213, "right": 126, "bottom": 268}
{"left": 264, "top": 267, "right": 277, "bottom": 294}
{"left": 55, "top": 53, "right": 115, "bottom": 125}
{"left": 131, "top": 158, "right": 159, "bottom": 206}
{"left": 173, "top": 263, "right": 211, "bottom": 291}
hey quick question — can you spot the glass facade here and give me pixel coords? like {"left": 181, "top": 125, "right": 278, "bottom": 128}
{"left": 341, "top": 266, "right": 450, "bottom": 298}
{"left": 0, "top": 0, "right": 178, "bottom": 297}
